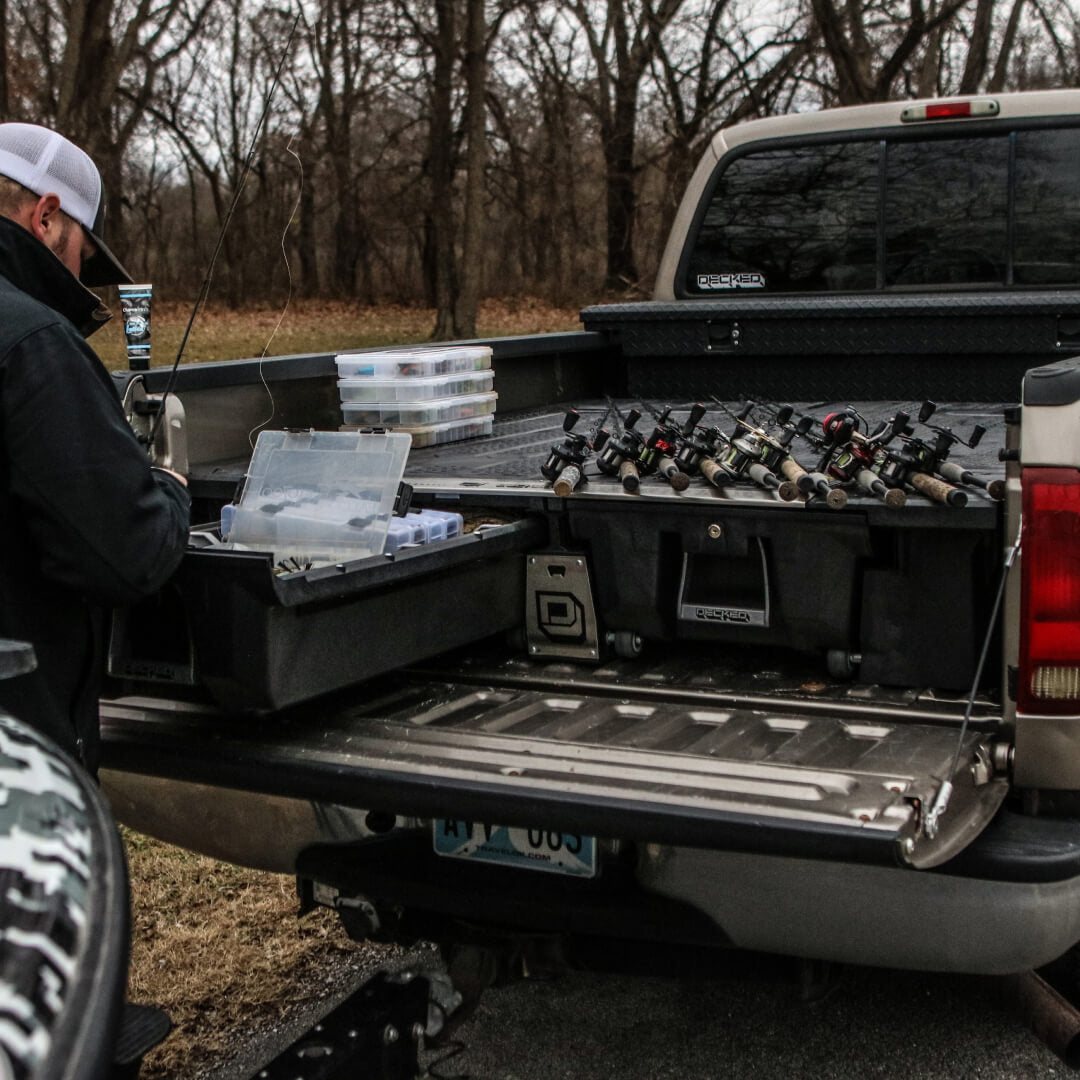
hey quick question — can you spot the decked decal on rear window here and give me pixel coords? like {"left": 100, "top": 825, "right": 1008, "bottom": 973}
{"left": 696, "top": 272, "right": 766, "bottom": 290}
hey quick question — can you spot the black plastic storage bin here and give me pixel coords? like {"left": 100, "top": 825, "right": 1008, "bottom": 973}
{"left": 108, "top": 518, "right": 545, "bottom": 711}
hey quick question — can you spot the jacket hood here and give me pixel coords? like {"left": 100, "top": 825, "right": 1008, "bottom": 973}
{"left": 0, "top": 216, "right": 111, "bottom": 338}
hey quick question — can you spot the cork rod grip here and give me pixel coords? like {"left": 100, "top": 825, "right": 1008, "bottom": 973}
{"left": 909, "top": 471, "right": 966, "bottom": 507}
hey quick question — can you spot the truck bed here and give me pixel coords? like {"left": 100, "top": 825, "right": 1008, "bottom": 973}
{"left": 103, "top": 339, "right": 1013, "bottom": 918}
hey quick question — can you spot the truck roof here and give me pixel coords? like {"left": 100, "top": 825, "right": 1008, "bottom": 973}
{"left": 708, "top": 89, "right": 1080, "bottom": 158}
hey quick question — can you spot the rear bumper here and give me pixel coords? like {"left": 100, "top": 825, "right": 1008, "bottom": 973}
{"left": 102, "top": 766, "right": 1080, "bottom": 975}
{"left": 638, "top": 832, "right": 1080, "bottom": 975}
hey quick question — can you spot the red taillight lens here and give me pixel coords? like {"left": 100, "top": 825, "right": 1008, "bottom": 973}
{"left": 1019, "top": 468, "right": 1080, "bottom": 715}
{"left": 927, "top": 102, "right": 971, "bottom": 119}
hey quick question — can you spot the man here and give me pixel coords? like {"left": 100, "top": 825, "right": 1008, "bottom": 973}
{"left": 0, "top": 122, "right": 190, "bottom": 772}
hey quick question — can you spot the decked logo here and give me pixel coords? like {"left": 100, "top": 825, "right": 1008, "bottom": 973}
{"left": 694, "top": 606, "right": 753, "bottom": 623}
{"left": 696, "top": 272, "right": 765, "bottom": 290}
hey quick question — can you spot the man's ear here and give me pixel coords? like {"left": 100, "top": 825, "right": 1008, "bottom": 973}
{"left": 29, "top": 193, "right": 63, "bottom": 244}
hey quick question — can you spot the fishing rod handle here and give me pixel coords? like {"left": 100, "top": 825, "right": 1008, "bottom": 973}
{"left": 659, "top": 455, "right": 690, "bottom": 492}
{"left": 553, "top": 464, "right": 584, "bottom": 497}
{"left": 619, "top": 459, "right": 640, "bottom": 493}
{"left": 813, "top": 474, "right": 848, "bottom": 509}
{"left": 936, "top": 461, "right": 970, "bottom": 486}
{"left": 909, "top": 471, "right": 966, "bottom": 507}
{"left": 700, "top": 458, "right": 731, "bottom": 489}
{"left": 936, "top": 460, "right": 1006, "bottom": 500}
{"left": 855, "top": 467, "right": 883, "bottom": 497}
{"left": 748, "top": 462, "right": 798, "bottom": 500}
{"left": 856, "top": 468, "right": 904, "bottom": 508}
{"left": 780, "top": 456, "right": 812, "bottom": 490}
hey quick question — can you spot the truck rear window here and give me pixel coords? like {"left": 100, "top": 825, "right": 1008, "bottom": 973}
{"left": 685, "top": 125, "right": 1080, "bottom": 294}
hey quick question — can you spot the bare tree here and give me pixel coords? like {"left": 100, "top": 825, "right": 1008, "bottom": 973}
{"left": 22, "top": 0, "right": 216, "bottom": 247}
{"left": 564, "top": 0, "right": 689, "bottom": 291}
{"left": 809, "top": 0, "right": 972, "bottom": 103}
{"left": 453, "top": 0, "right": 488, "bottom": 336}
{"left": 648, "top": 0, "right": 811, "bottom": 251}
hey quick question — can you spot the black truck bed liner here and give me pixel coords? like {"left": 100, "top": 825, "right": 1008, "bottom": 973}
{"left": 403, "top": 399, "right": 1006, "bottom": 489}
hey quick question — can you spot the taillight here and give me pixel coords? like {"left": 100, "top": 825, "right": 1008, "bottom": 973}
{"left": 1019, "top": 467, "right": 1080, "bottom": 714}
{"left": 900, "top": 99, "right": 1000, "bottom": 122}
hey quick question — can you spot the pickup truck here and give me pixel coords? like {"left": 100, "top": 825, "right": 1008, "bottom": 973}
{"left": 99, "top": 89, "right": 1080, "bottom": 988}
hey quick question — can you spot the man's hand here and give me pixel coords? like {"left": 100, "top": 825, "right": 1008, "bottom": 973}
{"left": 152, "top": 466, "right": 188, "bottom": 487}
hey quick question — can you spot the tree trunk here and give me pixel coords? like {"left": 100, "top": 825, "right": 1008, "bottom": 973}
{"left": 959, "top": 0, "right": 995, "bottom": 92}
{"left": 988, "top": 0, "right": 1025, "bottom": 91}
{"left": 453, "top": 0, "right": 486, "bottom": 338}
{"left": 604, "top": 85, "right": 639, "bottom": 290}
{"left": 429, "top": 0, "right": 458, "bottom": 340}
{"left": 297, "top": 167, "right": 319, "bottom": 298}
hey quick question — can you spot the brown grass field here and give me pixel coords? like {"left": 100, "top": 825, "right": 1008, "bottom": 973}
{"left": 124, "top": 830, "right": 396, "bottom": 1079}
{"left": 113, "top": 298, "right": 581, "bottom": 1077}
{"left": 91, "top": 297, "right": 584, "bottom": 371}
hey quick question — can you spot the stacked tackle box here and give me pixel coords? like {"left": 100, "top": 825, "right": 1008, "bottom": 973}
{"left": 336, "top": 345, "right": 497, "bottom": 446}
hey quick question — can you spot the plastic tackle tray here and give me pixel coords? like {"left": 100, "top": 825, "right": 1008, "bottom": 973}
{"left": 228, "top": 429, "right": 411, "bottom": 567}
{"left": 341, "top": 391, "right": 497, "bottom": 427}
{"left": 336, "top": 346, "right": 493, "bottom": 379}
{"left": 383, "top": 509, "right": 465, "bottom": 552}
{"left": 338, "top": 370, "right": 494, "bottom": 403}
{"left": 400, "top": 415, "right": 494, "bottom": 447}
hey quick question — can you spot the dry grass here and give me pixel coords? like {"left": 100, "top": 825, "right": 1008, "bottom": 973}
{"left": 124, "top": 829, "right": 395, "bottom": 1079}
{"left": 91, "top": 297, "right": 584, "bottom": 371}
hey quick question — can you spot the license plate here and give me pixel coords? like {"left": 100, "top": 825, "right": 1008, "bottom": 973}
{"left": 433, "top": 820, "right": 597, "bottom": 878}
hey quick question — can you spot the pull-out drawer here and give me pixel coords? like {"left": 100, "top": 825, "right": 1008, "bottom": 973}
{"left": 107, "top": 517, "right": 545, "bottom": 711}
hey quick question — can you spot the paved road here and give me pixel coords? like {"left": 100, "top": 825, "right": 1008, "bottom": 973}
{"left": 200, "top": 946, "right": 1065, "bottom": 1079}
{"left": 425, "top": 961, "right": 1063, "bottom": 1080}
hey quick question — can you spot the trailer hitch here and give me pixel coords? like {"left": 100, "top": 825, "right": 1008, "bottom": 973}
{"left": 244, "top": 970, "right": 434, "bottom": 1080}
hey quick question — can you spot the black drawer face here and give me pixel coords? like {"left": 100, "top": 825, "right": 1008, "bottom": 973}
{"left": 109, "top": 518, "right": 544, "bottom": 711}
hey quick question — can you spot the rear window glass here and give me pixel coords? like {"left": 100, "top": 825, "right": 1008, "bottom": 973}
{"left": 684, "top": 125, "right": 1080, "bottom": 294}
{"left": 687, "top": 143, "right": 879, "bottom": 293}
{"left": 884, "top": 136, "right": 1009, "bottom": 287}
{"left": 1014, "top": 128, "right": 1080, "bottom": 286}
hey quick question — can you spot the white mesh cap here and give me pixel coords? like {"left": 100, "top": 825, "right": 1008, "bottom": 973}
{"left": 0, "top": 122, "right": 131, "bottom": 286}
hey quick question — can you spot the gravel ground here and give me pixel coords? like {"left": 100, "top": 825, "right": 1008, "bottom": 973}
{"left": 431, "top": 965, "right": 1062, "bottom": 1080}
{"left": 181, "top": 944, "right": 1066, "bottom": 1080}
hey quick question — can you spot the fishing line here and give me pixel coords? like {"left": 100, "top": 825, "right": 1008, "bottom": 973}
{"left": 248, "top": 134, "right": 304, "bottom": 449}
{"left": 925, "top": 512, "right": 1022, "bottom": 839}
{"left": 146, "top": 9, "right": 302, "bottom": 451}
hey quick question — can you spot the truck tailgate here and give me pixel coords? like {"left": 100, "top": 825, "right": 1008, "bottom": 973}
{"left": 100, "top": 648, "right": 1005, "bottom": 871}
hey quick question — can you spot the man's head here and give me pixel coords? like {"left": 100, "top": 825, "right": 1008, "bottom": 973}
{"left": 0, "top": 123, "right": 131, "bottom": 286}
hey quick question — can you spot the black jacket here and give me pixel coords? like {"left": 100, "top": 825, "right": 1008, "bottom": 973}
{"left": 0, "top": 216, "right": 190, "bottom": 769}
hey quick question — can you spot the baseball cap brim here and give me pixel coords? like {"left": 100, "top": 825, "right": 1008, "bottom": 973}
{"left": 80, "top": 227, "right": 133, "bottom": 287}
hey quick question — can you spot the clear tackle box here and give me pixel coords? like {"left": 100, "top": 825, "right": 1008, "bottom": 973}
{"left": 401, "top": 415, "right": 494, "bottom": 447}
{"left": 227, "top": 429, "right": 411, "bottom": 567}
{"left": 338, "top": 369, "right": 495, "bottom": 403}
{"left": 336, "top": 346, "right": 493, "bottom": 379}
{"left": 341, "top": 391, "right": 498, "bottom": 428}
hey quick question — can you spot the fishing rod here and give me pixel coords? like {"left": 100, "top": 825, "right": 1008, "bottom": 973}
{"left": 595, "top": 403, "right": 648, "bottom": 492}
{"left": 703, "top": 399, "right": 799, "bottom": 500}
{"left": 540, "top": 407, "right": 611, "bottom": 495}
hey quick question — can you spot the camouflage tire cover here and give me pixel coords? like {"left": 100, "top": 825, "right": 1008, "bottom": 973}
{"left": 0, "top": 710, "right": 128, "bottom": 1080}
